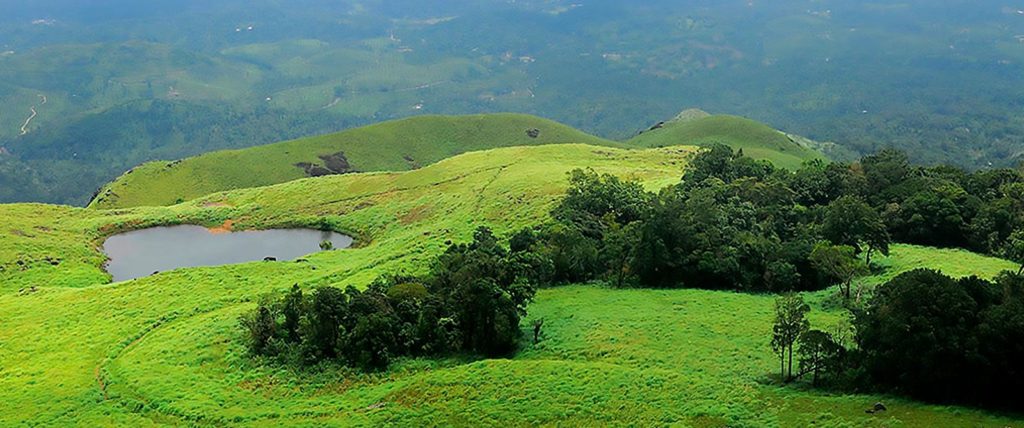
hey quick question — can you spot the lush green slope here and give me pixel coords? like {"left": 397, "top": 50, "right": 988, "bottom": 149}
{"left": 1, "top": 143, "right": 1020, "bottom": 426}
{"left": 88, "top": 114, "right": 618, "bottom": 209}
{"left": 91, "top": 112, "right": 827, "bottom": 210}
{"left": 629, "top": 113, "right": 828, "bottom": 169}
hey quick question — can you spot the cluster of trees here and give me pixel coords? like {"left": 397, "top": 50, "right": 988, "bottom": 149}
{"left": 772, "top": 269, "right": 1024, "bottom": 411}
{"left": 240, "top": 227, "right": 538, "bottom": 370}
{"left": 513, "top": 146, "right": 869, "bottom": 294}
{"left": 520, "top": 145, "right": 1024, "bottom": 296}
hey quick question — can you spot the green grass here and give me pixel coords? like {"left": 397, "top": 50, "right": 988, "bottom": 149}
{"left": 628, "top": 114, "right": 828, "bottom": 169}
{"left": 2, "top": 143, "right": 1019, "bottom": 426}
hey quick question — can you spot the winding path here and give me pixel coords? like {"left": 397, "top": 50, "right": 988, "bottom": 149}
{"left": 18, "top": 95, "right": 45, "bottom": 136}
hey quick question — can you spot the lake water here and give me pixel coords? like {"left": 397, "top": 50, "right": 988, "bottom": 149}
{"left": 102, "top": 225, "right": 353, "bottom": 282}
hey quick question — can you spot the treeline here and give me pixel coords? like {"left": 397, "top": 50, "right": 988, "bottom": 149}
{"left": 240, "top": 228, "right": 539, "bottom": 370}
{"left": 517, "top": 144, "right": 1024, "bottom": 294}
{"left": 773, "top": 269, "right": 1024, "bottom": 411}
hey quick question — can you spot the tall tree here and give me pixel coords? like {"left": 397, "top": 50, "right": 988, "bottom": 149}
{"left": 772, "top": 294, "right": 811, "bottom": 382}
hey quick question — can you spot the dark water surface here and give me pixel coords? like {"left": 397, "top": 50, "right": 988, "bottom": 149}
{"left": 102, "top": 226, "right": 353, "bottom": 282}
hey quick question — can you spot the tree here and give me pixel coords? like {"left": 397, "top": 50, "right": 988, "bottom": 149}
{"left": 601, "top": 217, "right": 641, "bottom": 287}
{"left": 684, "top": 144, "right": 775, "bottom": 188}
{"left": 281, "top": 284, "right": 304, "bottom": 342}
{"left": 891, "top": 184, "right": 972, "bottom": 247}
{"left": 344, "top": 305, "right": 399, "bottom": 371}
{"left": 303, "top": 286, "right": 348, "bottom": 360}
{"left": 240, "top": 302, "right": 277, "bottom": 356}
{"left": 772, "top": 294, "right": 810, "bottom": 382}
{"left": 430, "top": 227, "right": 537, "bottom": 356}
{"left": 822, "top": 196, "right": 890, "bottom": 266}
{"left": 810, "top": 243, "right": 867, "bottom": 301}
{"left": 860, "top": 149, "right": 911, "bottom": 203}
{"left": 764, "top": 260, "right": 801, "bottom": 293}
{"left": 552, "top": 169, "right": 651, "bottom": 239}
{"left": 1004, "top": 230, "right": 1024, "bottom": 275}
{"left": 854, "top": 269, "right": 981, "bottom": 402}
{"left": 796, "top": 330, "right": 842, "bottom": 386}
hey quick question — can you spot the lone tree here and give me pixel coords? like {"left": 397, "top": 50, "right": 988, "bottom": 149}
{"left": 772, "top": 294, "right": 810, "bottom": 382}
{"left": 810, "top": 243, "right": 868, "bottom": 302}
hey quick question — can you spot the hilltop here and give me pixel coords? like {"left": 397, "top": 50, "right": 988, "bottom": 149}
{"left": 1, "top": 142, "right": 1020, "bottom": 426}
{"left": 90, "top": 112, "right": 824, "bottom": 209}
{"left": 628, "top": 110, "right": 828, "bottom": 169}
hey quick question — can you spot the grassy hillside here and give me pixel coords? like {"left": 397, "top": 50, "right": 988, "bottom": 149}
{"left": 92, "top": 112, "right": 827, "bottom": 210}
{"left": 88, "top": 114, "right": 618, "bottom": 209}
{"left": 1, "top": 143, "right": 1020, "bottom": 426}
{"left": 629, "top": 113, "right": 828, "bottom": 169}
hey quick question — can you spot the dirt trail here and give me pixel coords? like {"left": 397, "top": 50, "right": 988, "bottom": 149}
{"left": 18, "top": 95, "right": 45, "bottom": 136}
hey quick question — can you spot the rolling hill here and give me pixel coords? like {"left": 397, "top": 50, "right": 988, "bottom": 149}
{"left": 1, "top": 142, "right": 1020, "bottom": 426}
{"left": 628, "top": 110, "right": 829, "bottom": 169}
{"left": 90, "top": 112, "right": 825, "bottom": 209}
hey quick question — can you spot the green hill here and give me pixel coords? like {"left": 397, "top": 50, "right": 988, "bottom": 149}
{"left": 88, "top": 114, "right": 619, "bottom": 209}
{"left": 91, "top": 112, "right": 827, "bottom": 210}
{"left": 628, "top": 111, "right": 828, "bottom": 169}
{"left": 0, "top": 143, "right": 1019, "bottom": 426}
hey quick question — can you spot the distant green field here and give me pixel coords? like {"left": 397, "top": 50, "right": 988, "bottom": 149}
{"left": 91, "top": 112, "right": 824, "bottom": 209}
{"left": 628, "top": 114, "right": 828, "bottom": 169}
{"left": 1, "top": 143, "right": 1020, "bottom": 426}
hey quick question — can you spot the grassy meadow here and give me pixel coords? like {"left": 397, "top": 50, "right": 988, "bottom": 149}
{"left": 1, "top": 142, "right": 1021, "bottom": 426}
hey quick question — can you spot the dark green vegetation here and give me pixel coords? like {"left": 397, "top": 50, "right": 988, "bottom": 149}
{"left": 4, "top": 0, "right": 1024, "bottom": 204}
{"left": 522, "top": 144, "right": 1024, "bottom": 297}
{"left": 771, "top": 270, "right": 1024, "bottom": 412}
{"left": 243, "top": 227, "right": 538, "bottom": 371}
{"left": 856, "top": 269, "right": 1024, "bottom": 410}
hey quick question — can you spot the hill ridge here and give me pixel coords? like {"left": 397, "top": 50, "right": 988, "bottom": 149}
{"left": 90, "top": 112, "right": 826, "bottom": 209}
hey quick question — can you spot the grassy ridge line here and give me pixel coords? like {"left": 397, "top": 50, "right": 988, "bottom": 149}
{"left": 90, "top": 112, "right": 827, "bottom": 210}
{"left": 628, "top": 114, "right": 828, "bottom": 169}
{"left": 88, "top": 113, "right": 619, "bottom": 209}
